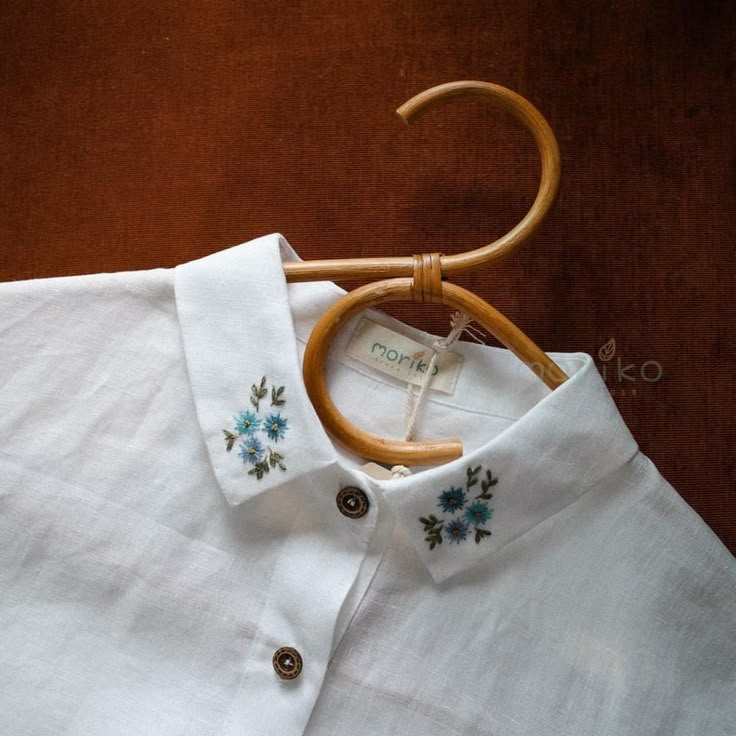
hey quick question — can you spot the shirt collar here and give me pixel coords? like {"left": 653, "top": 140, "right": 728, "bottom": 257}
{"left": 174, "top": 233, "right": 639, "bottom": 584}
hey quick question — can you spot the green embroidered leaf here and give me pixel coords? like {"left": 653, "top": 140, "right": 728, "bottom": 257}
{"left": 474, "top": 528, "right": 492, "bottom": 543}
{"left": 271, "top": 385, "right": 286, "bottom": 407}
{"left": 223, "top": 429, "right": 236, "bottom": 452}
{"left": 420, "top": 517, "right": 443, "bottom": 532}
{"left": 265, "top": 449, "right": 287, "bottom": 472}
{"left": 250, "top": 376, "right": 269, "bottom": 411}
{"left": 248, "top": 460, "right": 270, "bottom": 480}
{"left": 424, "top": 527, "right": 443, "bottom": 549}
{"left": 466, "top": 465, "right": 481, "bottom": 489}
{"left": 476, "top": 468, "right": 498, "bottom": 498}
{"left": 421, "top": 517, "right": 444, "bottom": 548}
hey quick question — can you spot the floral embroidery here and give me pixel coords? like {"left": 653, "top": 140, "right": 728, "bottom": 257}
{"left": 223, "top": 376, "right": 288, "bottom": 480}
{"left": 419, "top": 465, "right": 497, "bottom": 550}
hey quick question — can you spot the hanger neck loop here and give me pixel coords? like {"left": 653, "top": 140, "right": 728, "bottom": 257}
{"left": 283, "top": 81, "right": 561, "bottom": 285}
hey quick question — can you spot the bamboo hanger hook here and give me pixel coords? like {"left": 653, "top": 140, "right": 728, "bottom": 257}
{"left": 283, "top": 80, "right": 561, "bottom": 283}
{"left": 394, "top": 80, "right": 561, "bottom": 273}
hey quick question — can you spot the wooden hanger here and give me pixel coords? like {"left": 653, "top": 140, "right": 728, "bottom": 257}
{"left": 284, "top": 80, "right": 569, "bottom": 467}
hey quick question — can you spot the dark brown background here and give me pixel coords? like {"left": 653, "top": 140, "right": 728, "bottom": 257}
{"left": 1, "top": 1, "right": 734, "bottom": 554}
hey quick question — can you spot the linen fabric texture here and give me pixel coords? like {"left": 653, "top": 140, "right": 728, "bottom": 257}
{"left": 0, "top": 233, "right": 734, "bottom": 735}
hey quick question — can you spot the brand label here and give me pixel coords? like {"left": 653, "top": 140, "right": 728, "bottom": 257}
{"left": 358, "top": 462, "right": 396, "bottom": 480}
{"left": 345, "top": 317, "right": 463, "bottom": 394}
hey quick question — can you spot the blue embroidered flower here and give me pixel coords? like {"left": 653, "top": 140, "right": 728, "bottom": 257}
{"left": 444, "top": 518, "right": 470, "bottom": 544}
{"left": 464, "top": 501, "right": 492, "bottom": 527}
{"left": 263, "top": 413, "right": 288, "bottom": 442}
{"left": 437, "top": 486, "right": 466, "bottom": 514}
{"left": 234, "top": 410, "right": 261, "bottom": 435}
{"left": 238, "top": 436, "right": 265, "bottom": 465}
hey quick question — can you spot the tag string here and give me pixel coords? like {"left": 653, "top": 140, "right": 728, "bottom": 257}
{"left": 390, "top": 310, "right": 485, "bottom": 479}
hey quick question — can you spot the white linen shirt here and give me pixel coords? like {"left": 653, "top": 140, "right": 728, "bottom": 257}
{"left": 1, "top": 232, "right": 734, "bottom": 736}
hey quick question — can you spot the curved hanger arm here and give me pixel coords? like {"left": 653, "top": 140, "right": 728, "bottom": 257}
{"left": 283, "top": 80, "right": 560, "bottom": 283}
{"left": 302, "top": 278, "right": 569, "bottom": 467}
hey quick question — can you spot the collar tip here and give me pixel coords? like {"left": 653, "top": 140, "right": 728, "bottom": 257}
{"left": 220, "top": 489, "right": 251, "bottom": 508}
{"left": 426, "top": 566, "right": 453, "bottom": 585}
{"left": 422, "top": 553, "right": 492, "bottom": 585}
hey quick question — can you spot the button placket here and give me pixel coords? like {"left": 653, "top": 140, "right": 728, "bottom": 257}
{"left": 221, "top": 479, "right": 375, "bottom": 735}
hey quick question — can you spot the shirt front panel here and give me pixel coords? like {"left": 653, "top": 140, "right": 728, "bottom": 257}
{"left": 0, "top": 234, "right": 734, "bottom": 736}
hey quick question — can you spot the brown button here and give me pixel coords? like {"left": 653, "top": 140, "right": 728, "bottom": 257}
{"left": 336, "top": 486, "right": 370, "bottom": 518}
{"left": 272, "top": 646, "right": 303, "bottom": 680}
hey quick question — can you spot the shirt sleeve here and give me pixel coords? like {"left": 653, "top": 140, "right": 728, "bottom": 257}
{"left": 0, "top": 268, "right": 172, "bottom": 463}
{"left": 602, "top": 452, "right": 736, "bottom": 734}
{"left": 0, "top": 271, "right": 116, "bottom": 455}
